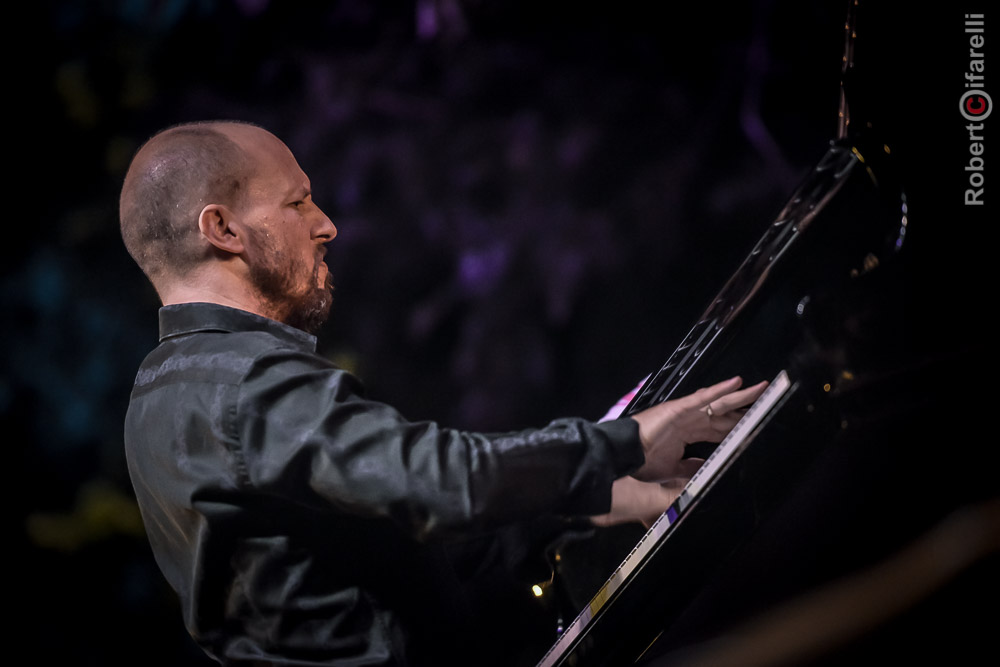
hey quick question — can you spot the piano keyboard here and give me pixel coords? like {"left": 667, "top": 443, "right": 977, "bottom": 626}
{"left": 536, "top": 369, "right": 793, "bottom": 667}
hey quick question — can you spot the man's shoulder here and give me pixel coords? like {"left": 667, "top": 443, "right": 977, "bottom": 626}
{"left": 133, "top": 325, "right": 331, "bottom": 395}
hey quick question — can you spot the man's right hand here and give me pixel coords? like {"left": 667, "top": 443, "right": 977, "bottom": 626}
{"left": 629, "top": 376, "right": 768, "bottom": 483}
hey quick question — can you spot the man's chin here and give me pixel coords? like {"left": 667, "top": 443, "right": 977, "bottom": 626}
{"left": 248, "top": 256, "right": 334, "bottom": 334}
{"left": 279, "top": 288, "right": 333, "bottom": 335}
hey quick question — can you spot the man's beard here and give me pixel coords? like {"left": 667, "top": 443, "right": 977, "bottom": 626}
{"left": 248, "top": 248, "right": 333, "bottom": 335}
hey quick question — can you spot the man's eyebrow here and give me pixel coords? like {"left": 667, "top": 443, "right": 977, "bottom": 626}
{"left": 288, "top": 184, "right": 312, "bottom": 200}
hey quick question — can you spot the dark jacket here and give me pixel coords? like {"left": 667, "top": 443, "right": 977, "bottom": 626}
{"left": 125, "top": 303, "right": 642, "bottom": 665}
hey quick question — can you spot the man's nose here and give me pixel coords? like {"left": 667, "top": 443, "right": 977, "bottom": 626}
{"left": 315, "top": 207, "right": 338, "bottom": 242}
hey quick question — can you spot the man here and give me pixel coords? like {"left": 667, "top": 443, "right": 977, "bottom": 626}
{"left": 120, "top": 120, "right": 766, "bottom": 666}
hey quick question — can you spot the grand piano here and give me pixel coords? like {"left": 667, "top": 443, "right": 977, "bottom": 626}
{"left": 532, "top": 3, "right": 998, "bottom": 665}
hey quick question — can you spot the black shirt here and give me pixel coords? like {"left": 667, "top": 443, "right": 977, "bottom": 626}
{"left": 125, "top": 302, "right": 643, "bottom": 665}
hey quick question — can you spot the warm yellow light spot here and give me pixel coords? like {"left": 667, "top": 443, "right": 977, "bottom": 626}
{"left": 532, "top": 585, "right": 544, "bottom": 597}
{"left": 823, "top": 383, "right": 832, "bottom": 392}
{"left": 883, "top": 144, "right": 891, "bottom": 154}
{"left": 842, "top": 370, "right": 855, "bottom": 381}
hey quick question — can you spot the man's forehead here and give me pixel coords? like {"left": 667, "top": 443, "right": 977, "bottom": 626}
{"left": 222, "top": 125, "right": 307, "bottom": 187}
{"left": 220, "top": 124, "right": 286, "bottom": 156}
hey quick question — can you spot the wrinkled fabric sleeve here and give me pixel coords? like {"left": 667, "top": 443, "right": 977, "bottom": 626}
{"left": 234, "top": 348, "right": 643, "bottom": 538}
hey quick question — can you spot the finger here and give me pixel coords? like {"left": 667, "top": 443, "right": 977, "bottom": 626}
{"left": 709, "top": 380, "right": 768, "bottom": 413}
{"left": 700, "top": 405, "right": 748, "bottom": 439}
{"left": 672, "top": 457, "right": 706, "bottom": 479}
{"left": 681, "top": 376, "right": 743, "bottom": 410}
{"left": 698, "top": 420, "right": 741, "bottom": 443}
{"left": 708, "top": 414, "right": 743, "bottom": 436}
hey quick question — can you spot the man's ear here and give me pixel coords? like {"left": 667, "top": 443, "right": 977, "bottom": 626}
{"left": 198, "top": 204, "right": 245, "bottom": 255}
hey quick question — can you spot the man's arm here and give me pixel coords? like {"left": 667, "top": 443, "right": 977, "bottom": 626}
{"left": 238, "top": 346, "right": 764, "bottom": 537}
{"left": 236, "top": 348, "right": 644, "bottom": 538}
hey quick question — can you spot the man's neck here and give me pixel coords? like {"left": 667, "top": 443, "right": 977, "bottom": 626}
{"left": 159, "top": 275, "right": 276, "bottom": 323}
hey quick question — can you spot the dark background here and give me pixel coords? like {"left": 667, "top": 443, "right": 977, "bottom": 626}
{"left": 6, "top": 1, "right": 994, "bottom": 665}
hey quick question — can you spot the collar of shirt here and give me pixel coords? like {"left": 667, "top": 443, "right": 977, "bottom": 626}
{"left": 157, "top": 302, "right": 318, "bottom": 352}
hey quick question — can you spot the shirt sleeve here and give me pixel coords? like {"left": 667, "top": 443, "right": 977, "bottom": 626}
{"left": 233, "top": 347, "right": 644, "bottom": 539}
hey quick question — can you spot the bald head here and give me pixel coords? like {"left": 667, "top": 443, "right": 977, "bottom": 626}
{"left": 119, "top": 121, "right": 259, "bottom": 292}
